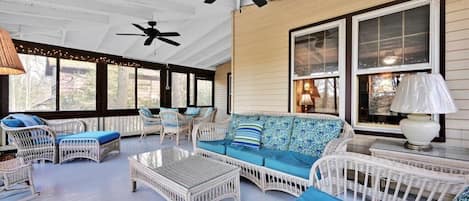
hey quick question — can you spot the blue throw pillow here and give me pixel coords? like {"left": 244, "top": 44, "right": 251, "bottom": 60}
{"left": 231, "top": 121, "right": 264, "bottom": 149}
{"left": 185, "top": 107, "right": 201, "bottom": 115}
{"left": 139, "top": 107, "right": 153, "bottom": 117}
{"left": 160, "top": 107, "right": 179, "bottom": 113}
{"left": 227, "top": 114, "right": 259, "bottom": 140}
{"left": 31, "top": 115, "right": 44, "bottom": 125}
{"left": 457, "top": 186, "right": 469, "bottom": 201}
{"left": 1, "top": 119, "right": 25, "bottom": 128}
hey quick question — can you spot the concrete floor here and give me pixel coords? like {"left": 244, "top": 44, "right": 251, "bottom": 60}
{"left": 2, "top": 135, "right": 296, "bottom": 201}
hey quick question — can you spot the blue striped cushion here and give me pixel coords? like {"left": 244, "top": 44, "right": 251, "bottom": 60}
{"left": 231, "top": 121, "right": 264, "bottom": 149}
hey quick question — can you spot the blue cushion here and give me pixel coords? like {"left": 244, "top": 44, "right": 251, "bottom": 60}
{"left": 31, "top": 115, "right": 44, "bottom": 125}
{"left": 264, "top": 151, "right": 319, "bottom": 179}
{"left": 289, "top": 118, "right": 343, "bottom": 157}
{"left": 160, "top": 107, "right": 179, "bottom": 113}
{"left": 226, "top": 145, "right": 282, "bottom": 166}
{"left": 143, "top": 121, "right": 161, "bottom": 126}
{"left": 297, "top": 187, "right": 341, "bottom": 201}
{"left": 139, "top": 107, "right": 153, "bottom": 117}
{"left": 227, "top": 114, "right": 259, "bottom": 140}
{"left": 1, "top": 119, "right": 25, "bottom": 127}
{"left": 185, "top": 107, "right": 201, "bottom": 115}
{"left": 56, "top": 131, "right": 120, "bottom": 145}
{"left": 457, "top": 186, "right": 469, "bottom": 201}
{"left": 203, "top": 107, "right": 214, "bottom": 117}
{"left": 231, "top": 121, "right": 264, "bottom": 149}
{"left": 198, "top": 139, "right": 232, "bottom": 155}
{"left": 259, "top": 116, "right": 294, "bottom": 151}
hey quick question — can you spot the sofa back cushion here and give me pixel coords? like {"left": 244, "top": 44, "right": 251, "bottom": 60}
{"left": 289, "top": 118, "right": 343, "bottom": 157}
{"left": 231, "top": 121, "right": 264, "bottom": 149}
{"left": 226, "top": 114, "right": 259, "bottom": 140}
{"left": 259, "top": 116, "right": 294, "bottom": 151}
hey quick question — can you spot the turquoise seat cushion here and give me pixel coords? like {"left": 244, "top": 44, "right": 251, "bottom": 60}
{"left": 264, "top": 151, "right": 319, "bottom": 179}
{"left": 197, "top": 139, "right": 232, "bottom": 155}
{"left": 226, "top": 145, "right": 282, "bottom": 166}
{"left": 259, "top": 116, "right": 294, "bottom": 151}
{"left": 139, "top": 107, "right": 153, "bottom": 117}
{"left": 56, "top": 131, "right": 120, "bottom": 145}
{"left": 1, "top": 118, "right": 25, "bottom": 127}
{"left": 289, "top": 118, "right": 343, "bottom": 157}
{"left": 160, "top": 107, "right": 179, "bottom": 113}
{"left": 297, "top": 187, "right": 341, "bottom": 201}
{"left": 226, "top": 114, "right": 259, "bottom": 140}
{"left": 185, "top": 107, "right": 201, "bottom": 115}
{"left": 143, "top": 121, "right": 161, "bottom": 126}
{"left": 231, "top": 121, "right": 264, "bottom": 149}
{"left": 457, "top": 186, "right": 469, "bottom": 201}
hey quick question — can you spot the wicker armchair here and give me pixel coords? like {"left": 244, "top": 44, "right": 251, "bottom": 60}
{"left": 308, "top": 152, "right": 469, "bottom": 201}
{"left": 1, "top": 115, "right": 85, "bottom": 164}
{"left": 0, "top": 158, "right": 39, "bottom": 200}
{"left": 192, "top": 108, "right": 217, "bottom": 129}
{"left": 138, "top": 109, "right": 162, "bottom": 141}
{"left": 159, "top": 111, "right": 191, "bottom": 146}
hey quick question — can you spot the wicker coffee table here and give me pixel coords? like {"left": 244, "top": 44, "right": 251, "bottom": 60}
{"left": 129, "top": 147, "right": 240, "bottom": 201}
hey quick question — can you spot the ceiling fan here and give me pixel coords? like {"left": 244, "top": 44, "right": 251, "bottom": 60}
{"left": 116, "top": 21, "right": 181, "bottom": 46}
{"left": 204, "top": 0, "right": 268, "bottom": 7}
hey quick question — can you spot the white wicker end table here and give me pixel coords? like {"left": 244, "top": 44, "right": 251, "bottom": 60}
{"left": 129, "top": 147, "right": 241, "bottom": 201}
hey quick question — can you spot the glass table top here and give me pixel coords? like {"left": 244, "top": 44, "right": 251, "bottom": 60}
{"left": 370, "top": 139, "right": 469, "bottom": 162}
{"left": 130, "top": 147, "right": 191, "bottom": 169}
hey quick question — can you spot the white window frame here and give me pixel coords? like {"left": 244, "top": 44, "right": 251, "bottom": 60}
{"left": 290, "top": 19, "right": 346, "bottom": 119}
{"left": 351, "top": 0, "right": 440, "bottom": 134}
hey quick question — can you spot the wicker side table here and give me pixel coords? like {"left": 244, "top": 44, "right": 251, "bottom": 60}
{"left": 370, "top": 139, "right": 469, "bottom": 175}
{"left": 129, "top": 147, "right": 240, "bottom": 201}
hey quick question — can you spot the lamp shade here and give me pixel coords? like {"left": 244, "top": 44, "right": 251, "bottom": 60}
{"left": 0, "top": 28, "right": 24, "bottom": 75}
{"left": 300, "top": 94, "right": 313, "bottom": 106}
{"left": 390, "top": 73, "right": 457, "bottom": 114}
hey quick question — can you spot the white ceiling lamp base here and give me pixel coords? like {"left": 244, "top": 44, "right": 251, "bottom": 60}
{"left": 400, "top": 114, "right": 438, "bottom": 151}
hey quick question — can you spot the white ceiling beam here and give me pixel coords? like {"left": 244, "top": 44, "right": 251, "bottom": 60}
{"left": 196, "top": 48, "right": 231, "bottom": 68}
{"left": 192, "top": 43, "right": 231, "bottom": 66}
{"left": 178, "top": 35, "right": 231, "bottom": 65}
{"left": 167, "top": 20, "right": 230, "bottom": 63}
{"left": 128, "top": 0, "right": 196, "bottom": 16}
{"left": 153, "top": 16, "right": 231, "bottom": 62}
{"left": 0, "top": 1, "right": 109, "bottom": 24}
{"left": 30, "top": 0, "right": 155, "bottom": 20}
{"left": 0, "top": 13, "right": 69, "bottom": 30}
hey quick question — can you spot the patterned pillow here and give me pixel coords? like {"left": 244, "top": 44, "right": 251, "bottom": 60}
{"left": 226, "top": 114, "right": 259, "bottom": 140}
{"left": 288, "top": 118, "right": 343, "bottom": 157}
{"left": 185, "top": 107, "right": 201, "bottom": 115}
{"left": 231, "top": 121, "right": 264, "bottom": 149}
{"left": 259, "top": 116, "right": 294, "bottom": 151}
{"left": 139, "top": 107, "right": 153, "bottom": 117}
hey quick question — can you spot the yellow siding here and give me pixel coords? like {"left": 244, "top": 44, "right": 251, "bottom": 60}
{"left": 232, "top": 0, "right": 469, "bottom": 148}
{"left": 214, "top": 61, "right": 231, "bottom": 121}
{"left": 445, "top": 0, "right": 469, "bottom": 147}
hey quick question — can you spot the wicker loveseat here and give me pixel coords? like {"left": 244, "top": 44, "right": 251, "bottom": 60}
{"left": 192, "top": 112, "right": 354, "bottom": 197}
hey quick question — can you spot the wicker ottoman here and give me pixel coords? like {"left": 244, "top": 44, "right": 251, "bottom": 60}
{"left": 58, "top": 131, "right": 120, "bottom": 164}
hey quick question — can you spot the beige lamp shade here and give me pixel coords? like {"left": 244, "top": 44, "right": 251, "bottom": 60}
{"left": 300, "top": 94, "right": 313, "bottom": 106}
{"left": 390, "top": 73, "right": 457, "bottom": 114}
{"left": 0, "top": 28, "right": 24, "bottom": 75}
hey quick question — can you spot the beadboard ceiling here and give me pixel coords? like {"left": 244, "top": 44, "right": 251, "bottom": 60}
{"left": 0, "top": 0, "right": 258, "bottom": 69}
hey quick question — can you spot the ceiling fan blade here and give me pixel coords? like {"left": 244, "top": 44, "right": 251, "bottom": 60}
{"left": 158, "top": 37, "right": 180, "bottom": 46}
{"left": 116, "top": 33, "right": 146, "bottom": 36}
{"left": 144, "top": 36, "right": 156, "bottom": 46}
{"left": 204, "top": 0, "right": 216, "bottom": 3}
{"left": 158, "top": 32, "right": 180, "bottom": 37}
{"left": 252, "top": 0, "right": 268, "bottom": 7}
{"left": 132, "top": 23, "right": 146, "bottom": 32}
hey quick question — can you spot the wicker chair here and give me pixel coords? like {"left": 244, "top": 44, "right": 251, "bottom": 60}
{"left": 1, "top": 115, "right": 85, "bottom": 164}
{"left": 159, "top": 111, "right": 191, "bottom": 146}
{"left": 138, "top": 109, "right": 162, "bottom": 141}
{"left": 307, "top": 152, "right": 469, "bottom": 201}
{"left": 0, "top": 158, "right": 39, "bottom": 200}
{"left": 192, "top": 108, "right": 217, "bottom": 128}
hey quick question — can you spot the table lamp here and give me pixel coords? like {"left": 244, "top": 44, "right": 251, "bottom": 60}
{"left": 0, "top": 28, "right": 24, "bottom": 75}
{"left": 390, "top": 73, "right": 457, "bottom": 150}
{"left": 300, "top": 94, "right": 313, "bottom": 113}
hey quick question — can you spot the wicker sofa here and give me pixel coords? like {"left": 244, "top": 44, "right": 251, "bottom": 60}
{"left": 192, "top": 112, "right": 354, "bottom": 197}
